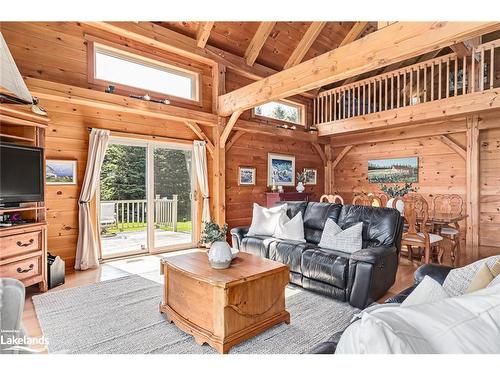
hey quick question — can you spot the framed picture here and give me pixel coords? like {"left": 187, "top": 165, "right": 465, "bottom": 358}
{"left": 238, "top": 166, "right": 256, "bottom": 186}
{"left": 268, "top": 153, "right": 295, "bottom": 186}
{"left": 46, "top": 159, "right": 77, "bottom": 185}
{"left": 304, "top": 168, "right": 317, "bottom": 185}
{"left": 367, "top": 157, "right": 418, "bottom": 184}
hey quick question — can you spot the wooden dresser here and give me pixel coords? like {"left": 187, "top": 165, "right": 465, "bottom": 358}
{"left": 0, "top": 104, "right": 49, "bottom": 292}
{"left": 266, "top": 192, "right": 310, "bottom": 208}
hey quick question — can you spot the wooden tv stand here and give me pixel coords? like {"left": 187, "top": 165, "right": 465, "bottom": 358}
{"left": 0, "top": 104, "right": 49, "bottom": 292}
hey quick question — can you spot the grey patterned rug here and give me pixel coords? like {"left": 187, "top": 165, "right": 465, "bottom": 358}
{"left": 32, "top": 275, "right": 358, "bottom": 354}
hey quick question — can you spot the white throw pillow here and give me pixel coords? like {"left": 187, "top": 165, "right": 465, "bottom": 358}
{"left": 318, "top": 219, "right": 363, "bottom": 253}
{"left": 274, "top": 212, "right": 306, "bottom": 242}
{"left": 247, "top": 203, "right": 287, "bottom": 236}
{"left": 401, "top": 276, "right": 449, "bottom": 307}
{"left": 336, "top": 283, "right": 500, "bottom": 354}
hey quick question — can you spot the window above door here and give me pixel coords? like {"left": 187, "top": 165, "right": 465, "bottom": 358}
{"left": 88, "top": 40, "right": 201, "bottom": 103}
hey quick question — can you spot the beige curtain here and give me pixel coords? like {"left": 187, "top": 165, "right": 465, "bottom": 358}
{"left": 75, "top": 128, "right": 110, "bottom": 270}
{"left": 193, "top": 140, "right": 210, "bottom": 223}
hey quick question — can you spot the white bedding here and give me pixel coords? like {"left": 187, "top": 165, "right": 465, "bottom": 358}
{"left": 336, "top": 283, "right": 500, "bottom": 354}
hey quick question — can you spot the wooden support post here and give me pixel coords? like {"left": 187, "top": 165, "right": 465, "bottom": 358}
{"left": 212, "top": 119, "right": 226, "bottom": 226}
{"left": 466, "top": 115, "right": 480, "bottom": 261}
{"left": 324, "top": 144, "right": 333, "bottom": 194}
{"left": 212, "top": 64, "right": 226, "bottom": 114}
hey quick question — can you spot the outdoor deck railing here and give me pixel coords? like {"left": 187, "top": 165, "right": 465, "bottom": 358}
{"left": 313, "top": 38, "right": 500, "bottom": 125}
{"left": 100, "top": 195, "right": 178, "bottom": 232}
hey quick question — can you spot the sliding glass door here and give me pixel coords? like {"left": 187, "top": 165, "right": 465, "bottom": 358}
{"left": 98, "top": 137, "right": 195, "bottom": 259}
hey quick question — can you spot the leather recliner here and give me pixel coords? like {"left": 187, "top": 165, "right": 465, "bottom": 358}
{"left": 230, "top": 201, "right": 404, "bottom": 309}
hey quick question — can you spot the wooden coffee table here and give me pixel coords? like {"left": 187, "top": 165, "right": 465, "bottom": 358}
{"left": 160, "top": 251, "right": 290, "bottom": 354}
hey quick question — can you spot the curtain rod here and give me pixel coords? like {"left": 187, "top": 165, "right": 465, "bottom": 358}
{"left": 87, "top": 127, "right": 196, "bottom": 146}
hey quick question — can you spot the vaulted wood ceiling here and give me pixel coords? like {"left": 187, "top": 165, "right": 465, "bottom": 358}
{"left": 154, "top": 21, "right": 377, "bottom": 72}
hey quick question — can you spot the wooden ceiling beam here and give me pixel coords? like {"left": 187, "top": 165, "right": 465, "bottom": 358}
{"left": 330, "top": 117, "right": 467, "bottom": 147}
{"left": 318, "top": 89, "right": 500, "bottom": 136}
{"left": 218, "top": 22, "right": 500, "bottom": 116}
{"left": 338, "top": 21, "right": 369, "bottom": 47}
{"left": 196, "top": 21, "right": 215, "bottom": 48}
{"left": 232, "top": 119, "right": 327, "bottom": 143}
{"left": 283, "top": 22, "right": 327, "bottom": 69}
{"left": 25, "top": 77, "right": 218, "bottom": 126}
{"left": 244, "top": 22, "right": 277, "bottom": 66}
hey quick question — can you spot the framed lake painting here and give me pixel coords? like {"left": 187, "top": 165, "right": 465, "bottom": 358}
{"left": 46, "top": 159, "right": 77, "bottom": 185}
{"left": 368, "top": 157, "right": 418, "bottom": 183}
{"left": 268, "top": 153, "right": 295, "bottom": 186}
{"left": 238, "top": 166, "right": 256, "bottom": 185}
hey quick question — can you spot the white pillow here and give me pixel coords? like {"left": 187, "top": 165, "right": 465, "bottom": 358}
{"left": 247, "top": 203, "right": 287, "bottom": 236}
{"left": 318, "top": 219, "right": 363, "bottom": 253}
{"left": 274, "top": 212, "right": 306, "bottom": 242}
{"left": 336, "top": 283, "right": 500, "bottom": 354}
{"left": 401, "top": 276, "right": 449, "bottom": 307}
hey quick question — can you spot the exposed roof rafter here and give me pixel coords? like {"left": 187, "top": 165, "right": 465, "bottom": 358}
{"left": 283, "top": 22, "right": 327, "bottom": 69}
{"left": 244, "top": 22, "right": 277, "bottom": 66}
{"left": 196, "top": 21, "right": 215, "bottom": 48}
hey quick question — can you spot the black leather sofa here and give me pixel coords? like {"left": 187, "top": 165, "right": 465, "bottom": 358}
{"left": 309, "top": 263, "right": 453, "bottom": 354}
{"left": 230, "top": 201, "right": 404, "bottom": 309}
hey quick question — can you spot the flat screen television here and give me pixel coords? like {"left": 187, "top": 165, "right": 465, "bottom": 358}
{"left": 0, "top": 142, "right": 44, "bottom": 206}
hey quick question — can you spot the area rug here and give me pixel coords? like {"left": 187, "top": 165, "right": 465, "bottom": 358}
{"left": 32, "top": 275, "right": 358, "bottom": 354}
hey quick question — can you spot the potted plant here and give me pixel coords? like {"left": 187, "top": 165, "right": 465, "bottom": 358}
{"left": 296, "top": 171, "right": 306, "bottom": 193}
{"left": 201, "top": 221, "right": 233, "bottom": 269}
{"left": 379, "top": 183, "right": 418, "bottom": 213}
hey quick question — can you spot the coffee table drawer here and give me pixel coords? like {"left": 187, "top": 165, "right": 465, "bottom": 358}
{"left": 0, "top": 254, "right": 42, "bottom": 281}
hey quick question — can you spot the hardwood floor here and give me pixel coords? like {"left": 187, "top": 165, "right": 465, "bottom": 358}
{"left": 22, "top": 250, "right": 419, "bottom": 352}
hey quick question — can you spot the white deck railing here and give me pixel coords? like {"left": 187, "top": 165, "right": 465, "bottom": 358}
{"left": 100, "top": 195, "right": 178, "bottom": 232}
{"left": 313, "top": 38, "right": 500, "bottom": 125}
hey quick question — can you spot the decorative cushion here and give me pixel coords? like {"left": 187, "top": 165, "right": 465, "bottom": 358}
{"left": 318, "top": 219, "right": 363, "bottom": 253}
{"left": 467, "top": 260, "right": 500, "bottom": 293}
{"left": 336, "top": 283, "right": 500, "bottom": 354}
{"left": 401, "top": 276, "right": 449, "bottom": 307}
{"left": 274, "top": 211, "right": 306, "bottom": 242}
{"left": 247, "top": 203, "right": 287, "bottom": 236}
{"left": 443, "top": 255, "right": 500, "bottom": 296}
{"left": 417, "top": 232, "right": 443, "bottom": 243}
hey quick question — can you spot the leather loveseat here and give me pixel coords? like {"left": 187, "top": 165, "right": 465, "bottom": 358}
{"left": 230, "top": 201, "right": 404, "bottom": 309}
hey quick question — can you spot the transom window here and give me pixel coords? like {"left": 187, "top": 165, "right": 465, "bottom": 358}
{"left": 91, "top": 43, "right": 199, "bottom": 101}
{"left": 254, "top": 100, "right": 304, "bottom": 125}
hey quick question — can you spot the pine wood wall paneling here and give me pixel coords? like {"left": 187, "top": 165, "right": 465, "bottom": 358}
{"left": 478, "top": 114, "right": 500, "bottom": 259}
{"left": 1, "top": 22, "right": 214, "bottom": 113}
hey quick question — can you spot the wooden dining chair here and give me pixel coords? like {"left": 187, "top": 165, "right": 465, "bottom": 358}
{"left": 320, "top": 194, "right": 344, "bottom": 204}
{"left": 399, "top": 194, "right": 444, "bottom": 264}
{"left": 352, "top": 193, "right": 382, "bottom": 207}
{"left": 367, "top": 192, "right": 389, "bottom": 207}
{"left": 432, "top": 194, "right": 464, "bottom": 265}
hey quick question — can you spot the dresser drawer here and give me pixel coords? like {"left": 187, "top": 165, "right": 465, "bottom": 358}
{"left": 0, "top": 230, "right": 42, "bottom": 258}
{"left": 0, "top": 255, "right": 42, "bottom": 281}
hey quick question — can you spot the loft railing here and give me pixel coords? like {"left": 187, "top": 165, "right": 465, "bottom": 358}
{"left": 313, "top": 38, "right": 500, "bottom": 126}
{"left": 99, "top": 195, "right": 178, "bottom": 232}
